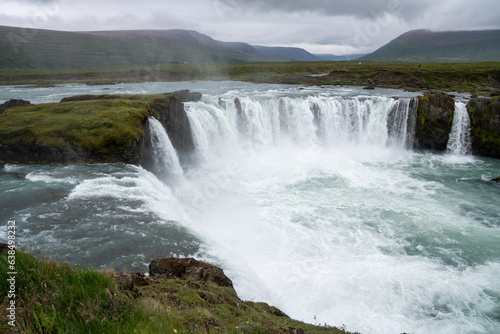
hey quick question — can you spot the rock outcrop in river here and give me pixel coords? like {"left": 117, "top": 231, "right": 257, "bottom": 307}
{"left": 0, "top": 91, "right": 197, "bottom": 165}
{"left": 467, "top": 98, "right": 500, "bottom": 159}
{"left": 414, "top": 90, "right": 455, "bottom": 151}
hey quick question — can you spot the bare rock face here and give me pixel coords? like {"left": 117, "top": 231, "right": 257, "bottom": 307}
{"left": 149, "top": 257, "right": 233, "bottom": 288}
{"left": 152, "top": 95, "right": 195, "bottom": 154}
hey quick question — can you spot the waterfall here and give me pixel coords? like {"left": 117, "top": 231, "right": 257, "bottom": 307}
{"left": 387, "top": 98, "right": 417, "bottom": 149}
{"left": 148, "top": 117, "right": 184, "bottom": 181}
{"left": 185, "top": 102, "right": 237, "bottom": 162}
{"left": 185, "top": 95, "right": 418, "bottom": 161}
{"left": 279, "top": 97, "right": 317, "bottom": 146}
{"left": 447, "top": 101, "right": 472, "bottom": 155}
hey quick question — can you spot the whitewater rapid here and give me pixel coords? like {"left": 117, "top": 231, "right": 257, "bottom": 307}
{"left": 1, "top": 82, "right": 499, "bottom": 334}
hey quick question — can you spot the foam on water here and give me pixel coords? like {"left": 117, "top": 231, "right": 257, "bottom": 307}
{"left": 177, "top": 146, "right": 500, "bottom": 334}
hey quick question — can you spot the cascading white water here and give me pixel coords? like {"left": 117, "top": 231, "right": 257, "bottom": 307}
{"left": 148, "top": 117, "right": 184, "bottom": 181}
{"left": 186, "top": 95, "right": 418, "bottom": 154}
{"left": 387, "top": 98, "right": 417, "bottom": 148}
{"left": 185, "top": 102, "right": 237, "bottom": 162}
{"left": 447, "top": 101, "right": 472, "bottom": 155}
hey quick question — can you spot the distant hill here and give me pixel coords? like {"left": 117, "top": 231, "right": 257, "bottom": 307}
{"left": 253, "top": 46, "right": 322, "bottom": 61}
{"left": 0, "top": 26, "right": 294, "bottom": 70}
{"left": 314, "top": 54, "right": 366, "bottom": 61}
{"left": 360, "top": 29, "right": 500, "bottom": 62}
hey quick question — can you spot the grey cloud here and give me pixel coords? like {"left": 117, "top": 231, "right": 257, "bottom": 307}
{"left": 3, "top": 0, "right": 499, "bottom": 55}
{"left": 7, "top": 0, "right": 58, "bottom": 2}
{"left": 214, "top": 0, "right": 436, "bottom": 21}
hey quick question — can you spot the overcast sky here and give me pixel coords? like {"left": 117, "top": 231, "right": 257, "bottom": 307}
{"left": 2, "top": 0, "right": 499, "bottom": 55}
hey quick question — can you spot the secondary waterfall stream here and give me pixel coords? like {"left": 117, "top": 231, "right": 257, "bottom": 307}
{"left": 148, "top": 117, "right": 184, "bottom": 181}
{"left": 447, "top": 101, "right": 472, "bottom": 155}
{"left": 1, "top": 82, "right": 499, "bottom": 334}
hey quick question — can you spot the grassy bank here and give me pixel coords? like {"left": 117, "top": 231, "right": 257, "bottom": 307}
{"left": 0, "top": 249, "right": 357, "bottom": 333}
{"left": 0, "top": 98, "right": 148, "bottom": 152}
{"left": 1, "top": 61, "right": 499, "bottom": 94}
{"left": 0, "top": 93, "right": 177, "bottom": 164}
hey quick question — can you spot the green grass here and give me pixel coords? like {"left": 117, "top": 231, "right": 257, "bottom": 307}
{"left": 0, "top": 250, "right": 118, "bottom": 333}
{"left": 0, "top": 94, "right": 176, "bottom": 163}
{"left": 0, "top": 250, "right": 358, "bottom": 333}
{"left": 1, "top": 61, "right": 499, "bottom": 94}
{"left": 0, "top": 99, "right": 147, "bottom": 150}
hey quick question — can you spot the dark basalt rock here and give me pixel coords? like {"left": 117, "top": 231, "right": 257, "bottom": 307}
{"left": 0, "top": 99, "right": 31, "bottom": 114}
{"left": 233, "top": 97, "right": 249, "bottom": 137}
{"left": 173, "top": 89, "right": 202, "bottom": 102}
{"left": 467, "top": 98, "right": 500, "bottom": 159}
{"left": 148, "top": 94, "right": 195, "bottom": 156}
{"left": 414, "top": 91, "right": 455, "bottom": 151}
{"left": 149, "top": 257, "right": 233, "bottom": 288}
{"left": 0, "top": 243, "right": 9, "bottom": 253}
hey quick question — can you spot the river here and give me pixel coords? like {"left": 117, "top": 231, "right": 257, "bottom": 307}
{"left": 1, "top": 81, "right": 499, "bottom": 334}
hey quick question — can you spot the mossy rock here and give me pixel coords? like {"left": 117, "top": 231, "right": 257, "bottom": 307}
{"left": 414, "top": 91, "right": 455, "bottom": 150}
{"left": 467, "top": 98, "right": 500, "bottom": 159}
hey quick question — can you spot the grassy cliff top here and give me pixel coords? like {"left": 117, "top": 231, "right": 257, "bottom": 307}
{"left": 0, "top": 93, "right": 177, "bottom": 164}
{"left": 0, "top": 98, "right": 148, "bottom": 151}
{"left": 0, "top": 249, "right": 357, "bottom": 333}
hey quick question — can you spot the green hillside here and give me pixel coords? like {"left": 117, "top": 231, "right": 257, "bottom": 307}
{"left": 0, "top": 26, "right": 287, "bottom": 70}
{"left": 361, "top": 29, "right": 500, "bottom": 62}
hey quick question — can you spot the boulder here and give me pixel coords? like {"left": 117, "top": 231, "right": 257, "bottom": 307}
{"left": 173, "top": 89, "right": 202, "bottom": 102}
{"left": 149, "top": 257, "right": 233, "bottom": 288}
{"left": 0, "top": 99, "right": 31, "bottom": 114}
{"left": 491, "top": 177, "right": 500, "bottom": 183}
{"left": 115, "top": 272, "right": 149, "bottom": 291}
{"left": 414, "top": 91, "right": 455, "bottom": 150}
{"left": 0, "top": 243, "right": 9, "bottom": 253}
